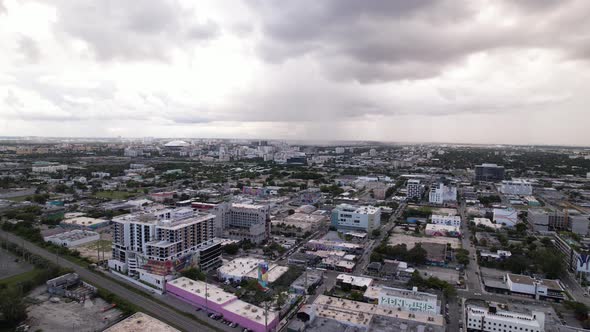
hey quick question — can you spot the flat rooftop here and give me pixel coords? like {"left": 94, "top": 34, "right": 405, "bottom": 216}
{"left": 425, "top": 224, "right": 460, "bottom": 231}
{"left": 314, "top": 295, "right": 443, "bottom": 327}
{"left": 336, "top": 204, "right": 380, "bottom": 215}
{"left": 307, "top": 239, "right": 363, "bottom": 249}
{"left": 468, "top": 306, "right": 542, "bottom": 328}
{"left": 222, "top": 300, "right": 278, "bottom": 324}
{"left": 245, "top": 265, "right": 289, "bottom": 283}
{"left": 284, "top": 213, "right": 326, "bottom": 223}
{"left": 103, "top": 312, "right": 179, "bottom": 332}
{"left": 336, "top": 274, "right": 373, "bottom": 288}
{"left": 113, "top": 210, "right": 214, "bottom": 229}
{"left": 44, "top": 230, "right": 98, "bottom": 241}
{"left": 376, "top": 285, "right": 438, "bottom": 302}
{"left": 387, "top": 233, "right": 461, "bottom": 249}
{"left": 232, "top": 203, "right": 267, "bottom": 209}
{"left": 219, "top": 257, "right": 264, "bottom": 277}
{"left": 508, "top": 274, "right": 563, "bottom": 291}
{"left": 62, "top": 216, "right": 107, "bottom": 226}
{"left": 167, "top": 278, "right": 236, "bottom": 305}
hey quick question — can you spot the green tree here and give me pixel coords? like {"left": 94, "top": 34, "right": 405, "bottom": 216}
{"left": 370, "top": 251, "right": 383, "bottom": 263}
{"left": 223, "top": 243, "right": 240, "bottom": 255}
{"left": 407, "top": 244, "right": 427, "bottom": 265}
{"left": 0, "top": 288, "right": 27, "bottom": 326}
{"left": 180, "top": 268, "right": 206, "bottom": 281}
{"left": 515, "top": 223, "right": 527, "bottom": 234}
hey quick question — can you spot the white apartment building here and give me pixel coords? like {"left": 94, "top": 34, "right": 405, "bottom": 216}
{"left": 466, "top": 306, "right": 544, "bottom": 332}
{"left": 330, "top": 204, "right": 381, "bottom": 232}
{"left": 108, "top": 207, "right": 221, "bottom": 289}
{"left": 32, "top": 164, "right": 68, "bottom": 173}
{"left": 406, "top": 179, "right": 423, "bottom": 200}
{"left": 216, "top": 203, "right": 271, "bottom": 244}
{"left": 431, "top": 214, "right": 461, "bottom": 227}
{"left": 335, "top": 147, "right": 345, "bottom": 154}
{"left": 428, "top": 183, "right": 457, "bottom": 204}
{"left": 500, "top": 179, "right": 533, "bottom": 195}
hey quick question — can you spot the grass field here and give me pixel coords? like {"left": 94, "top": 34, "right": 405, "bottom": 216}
{"left": 0, "top": 268, "right": 41, "bottom": 288}
{"left": 92, "top": 190, "right": 137, "bottom": 200}
{"left": 82, "top": 240, "right": 112, "bottom": 251}
{"left": 5, "top": 195, "right": 32, "bottom": 202}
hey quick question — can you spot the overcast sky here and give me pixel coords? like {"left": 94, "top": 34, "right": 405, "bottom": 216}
{"left": 1, "top": 0, "right": 589, "bottom": 145}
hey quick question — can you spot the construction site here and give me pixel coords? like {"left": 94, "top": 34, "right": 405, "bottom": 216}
{"left": 23, "top": 274, "right": 123, "bottom": 332}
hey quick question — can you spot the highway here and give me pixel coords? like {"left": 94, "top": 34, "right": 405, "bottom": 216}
{"left": 0, "top": 229, "right": 221, "bottom": 332}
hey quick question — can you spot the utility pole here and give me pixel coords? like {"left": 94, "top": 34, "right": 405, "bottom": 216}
{"left": 205, "top": 275, "right": 209, "bottom": 314}
{"left": 97, "top": 232, "right": 100, "bottom": 263}
{"left": 264, "top": 300, "right": 268, "bottom": 332}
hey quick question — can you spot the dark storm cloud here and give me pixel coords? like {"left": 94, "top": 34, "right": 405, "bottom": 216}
{"left": 249, "top": 0, "right": 590, "bottom": 83}
{"left": 53, "top": 0, "right": 220, "bottom": 61}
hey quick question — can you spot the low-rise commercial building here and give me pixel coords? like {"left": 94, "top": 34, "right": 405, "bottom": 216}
{"left": 217, "top": 257, "right": 288, "bottom": 283}
{"left": 166, "top": 278, "right": 279, "bottom": 332}
{"left": 466, "top": 305, "right": 544, "bottom": 332}
{"left": 431, "top": 214, "right": 461, "bottom": 226}
{"left": 103, "top": 312, "right": 179, "bottom": 332}
{"left": 425, "top": 224, "right": 461, "bottom": 237}
{"left": 287, "top": 252, "right": 321, "bottom": 267}
{"left": 61, "top": 216, "right": 109, "bottom": 229}
{"left": 336, "top": 274, "right": 373, "bottom": 289}
{"left": 363, "top": 286, "right": 440, "bottom": 314}
{"left": 301, "top": 295, "right": 444, "bottom": 332}
{"left": 290, "top": 270, "right": 323, "bottom": 294}
{"left": 44, "top": 230, "right": 100, "bottom": 247}
{"left": 493, "top": 208, "right": 518, "bottom": 227}
{"left": 305, "top": 239, "right": 363, "bottom": 254}
{"left": 473, "top": 217, "right": 503, "bottom": 230}
{"left": 484, "top": 273, "right": 565, "bottom": 302}
{"left": 500, "top": 179, "right": 533, "bottom": 195}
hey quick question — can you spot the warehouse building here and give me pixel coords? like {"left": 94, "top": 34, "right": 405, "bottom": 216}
{"left": 166, "top": 278, "right": 279, "bottom": 332}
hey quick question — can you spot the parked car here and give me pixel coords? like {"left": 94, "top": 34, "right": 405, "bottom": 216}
{"left": 230, "top": 322, "right": 238, "bottom": 328}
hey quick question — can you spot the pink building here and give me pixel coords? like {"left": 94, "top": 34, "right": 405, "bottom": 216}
{"left": 166, "top": 278, "right": 279, "bottom": 332}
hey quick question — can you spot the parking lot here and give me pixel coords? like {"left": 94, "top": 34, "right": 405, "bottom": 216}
{"left": 420, "top": 265, "right": 460, "bottom": 284}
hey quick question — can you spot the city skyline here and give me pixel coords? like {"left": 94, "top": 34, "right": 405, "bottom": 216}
{"left": 1, "top": 0, "right": 590, "bottom": 145}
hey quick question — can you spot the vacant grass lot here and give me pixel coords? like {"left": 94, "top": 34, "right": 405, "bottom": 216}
{"left": 92, "top": 190, "right": 137, "bottom": 200}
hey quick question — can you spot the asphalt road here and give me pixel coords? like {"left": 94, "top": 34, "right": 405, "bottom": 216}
{"left": 458, "top": 201, "right": 483, "bottom": 293}
{"left": 0, "top": 229, "right": 221, "bottom": 332}
{"left": 355, "top": 202, "right": 406, "bottom": 274}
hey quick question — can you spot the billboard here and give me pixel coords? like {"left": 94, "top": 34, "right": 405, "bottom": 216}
{"left": 258, "top": 262, "right": 269, "bottom": 290}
